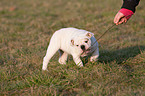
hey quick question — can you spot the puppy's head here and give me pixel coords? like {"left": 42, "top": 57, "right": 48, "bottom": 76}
{"left": 71, "top": 32, "right": 94, "bottom": 56}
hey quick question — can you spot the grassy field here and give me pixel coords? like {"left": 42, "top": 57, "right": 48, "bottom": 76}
{"left": 0, "top": 0, "right": 145, "bottom": 95}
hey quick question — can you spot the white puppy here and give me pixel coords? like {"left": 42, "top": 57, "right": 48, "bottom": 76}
{"left": 42, "top": 27, "right": 99, "bottom": 70}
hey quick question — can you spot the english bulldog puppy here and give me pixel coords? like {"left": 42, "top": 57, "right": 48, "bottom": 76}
{"left": 42, "top": 28, "right": 99, "bottom": 71}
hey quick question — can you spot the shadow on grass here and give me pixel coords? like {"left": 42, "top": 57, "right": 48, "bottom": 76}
{"left": 98, "top": 45, "right": 145, "bottom": 64}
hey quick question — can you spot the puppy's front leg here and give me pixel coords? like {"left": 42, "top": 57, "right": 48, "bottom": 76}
{"left": 72, "top": 54, "right": 83, "bottom": 67}
{"left": 90, "top": 47, "right": 99, "bottom": 62}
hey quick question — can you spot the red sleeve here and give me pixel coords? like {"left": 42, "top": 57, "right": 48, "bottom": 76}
{"left": 119, "top": 8, "right": 134, "bottom": 20}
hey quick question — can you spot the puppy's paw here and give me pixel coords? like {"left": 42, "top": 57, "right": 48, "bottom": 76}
{"left": 90, "top": 56, "right": 99, "bottom": 62}
{"left": 42, "top": 68, "right": 48, "bottom": 71}
{"left": 42, "top": 65, "right": 48, "bottom": 71}
{"left": 77, "top": 62, "right": 84, "bottom": 67}
{"left": 78, "top": 64, "right": 83, "bottom": 67}
{"left": 58, "top": 58, "right": 66, "bottom": 65}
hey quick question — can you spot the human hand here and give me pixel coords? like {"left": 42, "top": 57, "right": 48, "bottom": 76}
{"left": 114, "top": 12, "right": 127, "bottom": 25}
{"left": 114, "top": 8, "right": 134, "bottom": 25}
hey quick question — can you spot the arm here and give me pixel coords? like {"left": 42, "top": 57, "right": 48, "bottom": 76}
{"left": 114, "top": 0, "right": 140, "bottom": 25}
{"left": 121, "top": 0, "right": 140, "bottom": 13}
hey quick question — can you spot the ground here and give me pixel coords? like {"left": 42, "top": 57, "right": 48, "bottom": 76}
{"left": 0, "top": 0, "right": 145, "bottom": 95}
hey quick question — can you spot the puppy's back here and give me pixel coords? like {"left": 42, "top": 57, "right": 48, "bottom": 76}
{"left": 54, "top": 27, "right": 89, "bottom": 38}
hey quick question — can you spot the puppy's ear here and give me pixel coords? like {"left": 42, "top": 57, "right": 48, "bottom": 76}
{"left": 71, "top": 39, "right": 74, "bottom": 46}
{"left": 86, "top": 32, "right": 94, "bottom": 38}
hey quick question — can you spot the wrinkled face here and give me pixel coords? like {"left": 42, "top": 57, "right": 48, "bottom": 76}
{"left": 71, "top": 32, "right": 93, "bottom": 56}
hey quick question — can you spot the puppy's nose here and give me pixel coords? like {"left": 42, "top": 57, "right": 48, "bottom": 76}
{"left": 81, "top": 45, "right": 85, "bottom": 50}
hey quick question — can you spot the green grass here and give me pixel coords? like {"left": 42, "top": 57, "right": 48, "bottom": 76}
{"left": 0, "top": 0, "right": 145, "bottom": 95}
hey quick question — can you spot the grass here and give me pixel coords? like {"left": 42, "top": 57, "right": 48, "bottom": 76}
{"left": 0, "top": 0, "right": 145, "bottom": 95}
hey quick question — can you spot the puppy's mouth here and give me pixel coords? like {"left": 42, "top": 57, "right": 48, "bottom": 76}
{"left": 81, "top": 48, "right": 91, "bottom": 56}
{"left": 85, "top": 48, "right": 91, "bottom": 53}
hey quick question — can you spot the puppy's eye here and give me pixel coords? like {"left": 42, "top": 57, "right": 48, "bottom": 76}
{"left": 76, "top": 45, "right": 79, "bottom": 47}
{"left": 85, "top": 41, "right": 88, "bottom": 43}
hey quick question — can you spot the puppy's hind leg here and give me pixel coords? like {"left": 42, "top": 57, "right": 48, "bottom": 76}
{"left": 58, "top": 49, "right": 68, "bottom": 64}
{"left": 42, "top": 43, "right": 59, "bottom": 71}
